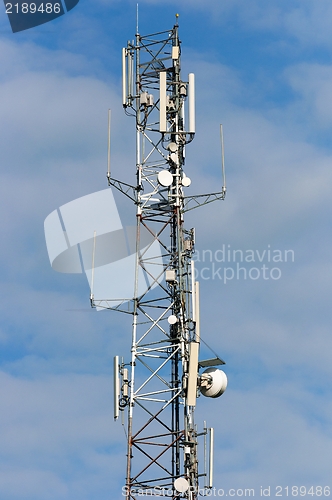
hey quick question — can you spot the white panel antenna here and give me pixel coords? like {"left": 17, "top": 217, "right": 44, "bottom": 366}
{"left": 195, "top": 280, "right": 200, "bottom": 342}
{"left": 159, "top": 71, "right": 167, "bottom": 133}
{"left": 122, "top": 47, "right": 134, "bottom": 107}
{"left": 203, "top": 422, "right": 215, "bottom": 489}
{"left": 188, "top": 73, "right": 195, "bottom": 134}
{"left": 113, "top": 355, "right": 120, "bottom": 420}
{"left": 191, "top": 260, "right": 196, "bottom": 322}
{"left": 122, "top": 48, "right": 127, "bottom": 107}
{"left": 187, "top": 342, "right": 199, "bottom": 406}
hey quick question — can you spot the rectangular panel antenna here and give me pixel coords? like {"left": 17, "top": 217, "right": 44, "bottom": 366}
{"left": 191, "top": 260, "right": 196, "bottom": 322}
{"left": 113, "top": 355, "right": 120, "bottom": 420}
{"left": 188, "top": 73, "right": 195, "bottom": 134}
{"left": 159, "top": 71, "right": 167, "bottom": 132}
{"left": 195, "top": 281, "right": 200, "bottom": 342}
{"left": 187, "top": 342, "right": 199, "bottom": 406}
{"left": 122, "top": 48, "right": 127, "bottom": 106}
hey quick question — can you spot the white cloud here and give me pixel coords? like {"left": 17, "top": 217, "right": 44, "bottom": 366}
{"left": 0, "top": 371, "right": 126, "bottom": 499}
{"left": 209, "top": 386, "right": 332, "bottom": 488}
{"left": 286, "top": 62, "right": 332, "bottom": 129}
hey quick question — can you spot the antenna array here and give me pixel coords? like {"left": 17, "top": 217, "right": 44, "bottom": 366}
{"left": 103, "top": 19, "right": 227, "bottom": 499}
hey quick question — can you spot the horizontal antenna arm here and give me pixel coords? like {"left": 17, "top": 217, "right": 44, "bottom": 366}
{"left": 182, "top": 191, "right": 226, "bottom": 213}
{"left": 107, "top": 177, "right": 137, "bottom": 202}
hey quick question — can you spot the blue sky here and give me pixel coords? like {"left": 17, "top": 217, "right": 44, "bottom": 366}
{"left": 1, "top": 1, "right": 332, "bottom": 498}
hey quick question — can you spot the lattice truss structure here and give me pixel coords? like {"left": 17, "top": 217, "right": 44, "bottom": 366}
{"left": 100, "top": 21, "right": 227, "bottom": 500}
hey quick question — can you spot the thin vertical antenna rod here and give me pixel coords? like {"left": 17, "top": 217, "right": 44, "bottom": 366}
{"left": 113, "top": 356, "right": 120, "bottom": 420}
{"left": 90, "top": 230, "right": 96, "bottom": 303}
{"left": 204, "top": 421, "right": 207, "bottom": 487}
{"left": 208, "top": 427, "right": 214, "bottom": 488}
{"left": 191, "top": 260, "right": 196, "bottom": 322}
{"left": 107, "top": 110, "right": 111, "bottom": 181}
{"left": 220, "top": 124, "right": 226, "bottom": 192}
{"left": 136, "top": 3, "right": 139, "bottom": 34}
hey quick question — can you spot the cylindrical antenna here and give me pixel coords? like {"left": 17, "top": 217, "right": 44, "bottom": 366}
{"left": 114, "top": 356, "right": 120, "bottom": 420}
{"left": 107, "top": 110, "right": 111, "bottom": 182}
{"left": 159, "top": 71, "right": 167, "bottom": 132}
{"left": 195, "top": 281, "right": 200, "bottom": 342}
{"left": 188, "top": 73, "right": 195, "bottom": 134}
{"left": 208, "top": 427, "right": 214, "bottom": 488}
{"left": 136, "top": 3, "right": 139, "bottom": 34}
{"left": 90, "top": 230, "right": 97, "bottom": 302}
{"left": 220, "top": 124, "right": 226, "bottom": 192}
{"left": 122, "top": 48, "right": 127, "bottom": 106}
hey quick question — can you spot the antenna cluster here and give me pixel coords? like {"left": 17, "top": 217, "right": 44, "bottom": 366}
{"left": 108, "top": 20, "right": 227, "bottom": 499}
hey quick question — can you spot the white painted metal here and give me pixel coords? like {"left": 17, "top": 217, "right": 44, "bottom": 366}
{"left": 188, "top": 73, "right": 196, "bottom": 134}
{"left": 182, "top": 175, "right": 191, "bottom": 187}
{"left": 90, "top": 230, "right": 96, "bottom": 303}
{"left": 195, "top": 281, "right": 200, "bottom": 342}
{"left": 159, "top": 71, "right": 167, "bottom": 132}
{"left": 172, "top": 46, "right": 179, "bottom": 60}
{"left": 208, "top": 427, "right": 214, "bottom": 488}
{"left": 203, "top": 421, "right": 207, "bottom": 488}
{"left": 191, "top": 261, "right": 196, "bottom": 322}
{"left": 168, "top": 314, "right": 178, "bottom": 324}
{"left": 220, "top": 124, "right": 227, "bottom": 193}
{"left": 113, "top": 355, "right": 120, "bottom": 420}
{"left": 187, "top": 342, "right": 199, "bottom": 406}
{"left": 200, "top": 367, "right": 228, "bottom": 398}
{"left": 107, "top": 109, "right": 111, "bottom": 182}
{"left": 174, "top": 477, "right": 189, "bottom": 492}
{"left": 168, "top": 142, "right": 177, "bottom": 152}
{"left": 122, "top": 48, "right": 127, "bottom": 106}
{"left": 157, "top": 169, "right": 173, "bottom": 186}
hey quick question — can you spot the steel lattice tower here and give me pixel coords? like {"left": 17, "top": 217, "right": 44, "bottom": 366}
{"left": 99, "top": 18, "right": 227, "bottom": 499}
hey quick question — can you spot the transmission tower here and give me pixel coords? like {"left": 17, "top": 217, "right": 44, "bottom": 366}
{"left": 104, "top": 17, "right": 227, "bottom": 499}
